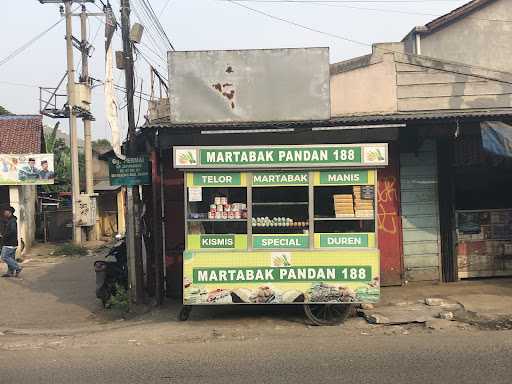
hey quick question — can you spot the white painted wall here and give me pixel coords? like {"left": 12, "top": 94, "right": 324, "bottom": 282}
{"left": 9, "top": 185, "right": 37, "bottom": 256}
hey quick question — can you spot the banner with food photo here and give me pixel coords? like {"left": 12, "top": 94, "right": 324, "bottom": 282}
{"left": 183, "top": 250, "right": 380, "bottom": 305}
{"left": 0, "top": 154, "right": 55, "bottom": 185}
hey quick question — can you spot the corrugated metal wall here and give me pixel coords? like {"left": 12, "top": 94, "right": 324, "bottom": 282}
{"left": 400, "top": 140, "right": 442, "bottom": 281}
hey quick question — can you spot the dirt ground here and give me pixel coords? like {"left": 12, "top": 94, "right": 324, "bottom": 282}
{"left": 1, "top": 242, "right": 512, "bottom": 341}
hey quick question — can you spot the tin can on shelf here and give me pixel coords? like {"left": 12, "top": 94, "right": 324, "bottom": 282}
{"left": 215, "top": 211, "right": 222, "bottom": 219}
{"left": 228, "top": 211, "right": 235, "bottom": 219}
{"left": 216, "top": 204, "right": 223, "bottom": 212}
{"left": 220, "top": 197, "right": 228, "bottom": 205}
{"left": 234, "top": 211, "right": 241, "bottom": 219}
{"left": 222, "top": 212, "right": 228, "bottom": 219}
{"left": 214, "top": 197, "right": 221, "bottom": 205}
{"left": 208, "top": 211, "right": 215, "bottom": 219}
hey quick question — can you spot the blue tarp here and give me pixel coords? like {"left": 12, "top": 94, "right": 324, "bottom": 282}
{"left": 481, "top": 121, "right": 512, "bottom": 158}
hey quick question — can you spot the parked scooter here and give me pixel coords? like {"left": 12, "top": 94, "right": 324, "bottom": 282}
{"left": 94, "top": 235, "right": 128, "bottom": 307}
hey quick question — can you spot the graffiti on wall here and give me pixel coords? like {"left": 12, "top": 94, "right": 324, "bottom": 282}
{"left": 378, "top": 176, "right": 399, "bottom": 235}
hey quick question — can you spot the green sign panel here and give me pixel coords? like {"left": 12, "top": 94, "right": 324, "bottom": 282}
{"left": 252, "top": 171, "right": 309, "bottom": 186}
{"left": 109, "top": 156, "right": 150, "bottom": 186}
{"left": 319, "top": 233, "right": 369, "bottom": 248}
{"left": 193, "top": 266, "right": 372, "bottom": 283}
{"left": 201, "top": 147, "right": 361, "bottom": 166}
{"left": 199, "top": 235, "right": 235, "bottom": 249}
{"left": 319, "top": 170, "right": 368, "bottom": 185}
{"left": 253, "top": 235, "right": 309, "bottom": 249}
{"left": 175, "top": 144, "right": 388, "bottom": 169}
{"left": 192, "top": 172, "right": 241, "bottom": 186}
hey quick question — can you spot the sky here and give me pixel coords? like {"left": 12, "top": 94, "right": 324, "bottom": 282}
{"left": 0, "top": 0, "right": 471, "bottom": 141}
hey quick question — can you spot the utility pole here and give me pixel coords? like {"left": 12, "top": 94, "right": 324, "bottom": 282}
{"left": 65, "top": 0, "right": 82, "bottom": 244}
{"left": 120, "top": 0, "right": 144, "bottom": 303}
{"left": 79, "top": 5, "right": 97, "bottom": 241}
{"left": 39, "top": 0, "right": 97, "bottom": 244}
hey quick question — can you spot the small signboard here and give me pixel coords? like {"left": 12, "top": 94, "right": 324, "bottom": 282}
{"left": 109, "top": 156, "right": 151, "bottom": 186}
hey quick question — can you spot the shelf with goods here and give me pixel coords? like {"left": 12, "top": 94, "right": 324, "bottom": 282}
{"left": 313, "top": 183, "right": 375, "bottom": 236}
{"left": 252, "top": 185, "right": 309, "bottom": 235}
{"left": 456, "top": 209, "right": 512, "bottom": 278}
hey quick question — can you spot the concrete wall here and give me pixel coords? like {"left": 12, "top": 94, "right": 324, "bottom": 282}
{"left": 9, "top": 185, "right": 36, "bottom": 255}
{"left": 330, "top": 53, "right": 398, "bottom": 116}
{"left": 415, "top": 1, "right": 512, "bottom": 73}
{"left": 400, "top": 140, "right": 441, "bottom": 281}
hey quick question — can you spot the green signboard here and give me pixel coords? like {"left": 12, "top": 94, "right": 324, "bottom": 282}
{"left": 253, "top": 235, "right": 309, "bottom": 249}
{"left": 109, "top": 156, "right": 151, "bottom": 186}
{"left": 191, "top": 172, "right": 242, "bottom": 187}
{"left": 252, "top": 171, "right": 309, "bottom": 186}
{"left": 174, "top": 144, "right": 388, "bottom": 169}
{"left": 319, "top": 170, "right": 369, "bottom": 185}
{"left": 317, "top": 233, "right": 370, "bottom": 248}
{"left": 187, "top": 235, "right": 247, "bottom": 250}
{"left": 192, "top": 266, "right": 372, "bottom": 283}
{"left": 200, "top": 235, "right": 235, "bottom": 249}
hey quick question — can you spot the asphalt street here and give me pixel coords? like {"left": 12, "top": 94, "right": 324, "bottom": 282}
{"left": 1, "top": 331, "right": 511, "bottom": 384}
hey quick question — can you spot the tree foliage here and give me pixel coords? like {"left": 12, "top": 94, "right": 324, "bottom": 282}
{"left": 0, "top": 105, "right": 12, "bottom": 115}
{"left": 92, "top": 139, "right": 112, "bottom": 153}
{"left": 43, "top": 126, "right": 85, "bottom": 192}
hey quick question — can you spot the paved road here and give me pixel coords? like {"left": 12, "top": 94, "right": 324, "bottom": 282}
{"left": 1, "top": 332, "right": 511, "bottom": 384}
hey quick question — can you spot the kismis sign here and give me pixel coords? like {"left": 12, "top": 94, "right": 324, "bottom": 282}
{"left": 174, "top": 144, "right": 388, "bottom": 169}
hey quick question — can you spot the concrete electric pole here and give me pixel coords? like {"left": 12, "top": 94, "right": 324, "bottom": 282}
{"left": 120, "top": 0, "right": 144, "bottom": 303}
{"left": 39, "top": 0, "right": 97, "bottom": 244}
{"left": 79, "top": 5, "right": 101, "bottom": 241}
{"left": 64, "top": 0, "right": 82, "bottom": 244}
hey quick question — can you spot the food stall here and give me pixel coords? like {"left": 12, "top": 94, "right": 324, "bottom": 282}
{"left": 173, "top": 143, "right": 388, "bottom": 325}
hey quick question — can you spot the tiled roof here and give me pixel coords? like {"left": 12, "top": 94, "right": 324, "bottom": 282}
{"left": 0, "top": 115, "right": 44, "bottom": 154}
{"left": 424, "top": 0, "right": 495, "bottom": 33}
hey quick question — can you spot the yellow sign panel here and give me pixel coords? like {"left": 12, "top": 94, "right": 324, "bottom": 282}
{"left": 183, "top": 250, "right": 380, "bottom": 305}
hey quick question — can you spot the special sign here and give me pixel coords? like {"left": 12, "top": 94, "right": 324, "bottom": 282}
{"left": 174, "top": 144, "right": 388, "bottom": 169}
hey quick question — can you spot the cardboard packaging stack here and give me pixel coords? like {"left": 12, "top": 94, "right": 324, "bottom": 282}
{"left": 353, "top": 186, "right": 374, "bottom": 218}
{"left": 333, "top": 194, "right": 354, "bottom": 217}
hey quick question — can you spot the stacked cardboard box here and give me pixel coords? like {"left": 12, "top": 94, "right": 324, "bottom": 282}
{"left": 353, "top": 186, "right": 374, "bottom": 218}
{"left": 333, "top": 194, "right": 354, "bottom": 217}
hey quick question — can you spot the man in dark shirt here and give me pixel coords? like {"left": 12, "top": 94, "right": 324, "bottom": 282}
{"left": 1, "top": 207, "right": 21, "bottom": 277}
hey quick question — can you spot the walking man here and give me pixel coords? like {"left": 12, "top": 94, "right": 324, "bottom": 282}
{"left": 0, "top": 206, "right": 21, "bottom": 277}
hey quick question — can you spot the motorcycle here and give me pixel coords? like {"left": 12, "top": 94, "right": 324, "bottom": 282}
{"left": 94, "top": 235, "right": 128, "bottom": 307}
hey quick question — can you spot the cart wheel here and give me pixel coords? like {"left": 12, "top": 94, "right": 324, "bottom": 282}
{"left": 304, "top": 304, "right": 353, "bottom": 326}
{"left": 178, "top": 306, "right": 192, "bottom": 321}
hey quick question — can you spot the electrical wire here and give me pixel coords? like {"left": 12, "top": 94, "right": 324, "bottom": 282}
{"left": 136, "top": 0, "right": 175, "bottom": 50}
{"left": 225, "top": 0, "right": 372, "bottom": 48}
{"left": 216, "top": 0, "right": 467, "bottom": 3}
{"left": 0, "top": 14, "right": 67, "bottom": 68}
{"left": 159, "top": 0, "right": 175, "bottom": 17}
{"left": 227, "top": 0, "right": 512, "bottom": 23}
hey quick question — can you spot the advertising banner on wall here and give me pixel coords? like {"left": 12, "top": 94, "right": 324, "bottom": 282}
{"left": 0, "top": 154, "right": 55, "bottom": 185}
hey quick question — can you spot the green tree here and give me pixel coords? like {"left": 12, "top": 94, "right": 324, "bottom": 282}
{"left": 0, "top": 105, "right": 12, "bottom": 115}
{"left": 43, "top": 125, "right": 85, "bottom": 192}
{"left": 92, "top": 139, "right": 112, "bottom": 153}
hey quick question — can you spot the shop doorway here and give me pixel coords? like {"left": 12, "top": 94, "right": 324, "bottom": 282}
{"left": 453, "top": 135, "right": 512, "bottom": 279}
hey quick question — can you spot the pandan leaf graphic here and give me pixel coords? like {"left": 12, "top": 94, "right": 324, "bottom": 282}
{"left": 178, "top": 151, "right": 197, "bottom": 164}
